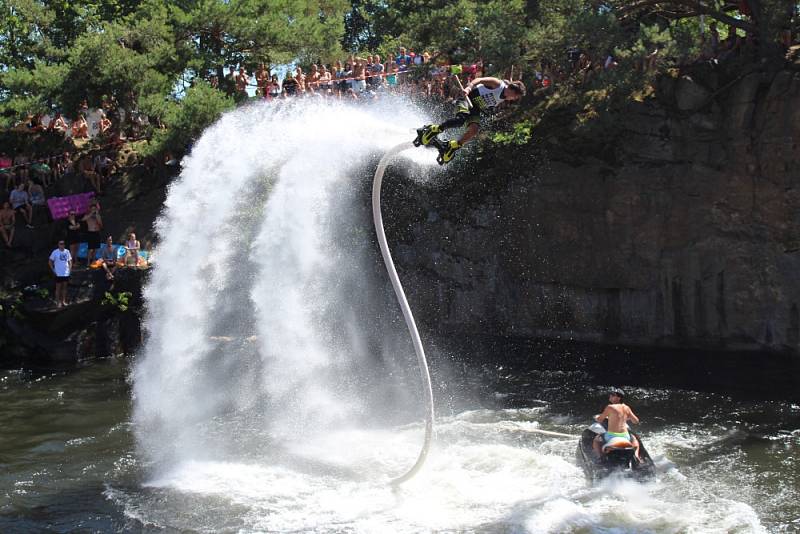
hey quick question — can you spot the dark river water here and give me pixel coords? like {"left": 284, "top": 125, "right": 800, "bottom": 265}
{"left": 1, "top": 345, "right": 798, "bottom": 533}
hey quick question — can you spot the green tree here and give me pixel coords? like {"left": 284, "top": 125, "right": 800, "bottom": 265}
{"left": 341, "top": 0, "right": 382, "bottom": 52}
{"left": 144, "top": 80, "right": 234, "bottom": 156}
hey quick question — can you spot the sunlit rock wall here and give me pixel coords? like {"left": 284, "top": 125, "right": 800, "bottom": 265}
{"left": 387, "top": 67, "right": 800, "bottom": 355}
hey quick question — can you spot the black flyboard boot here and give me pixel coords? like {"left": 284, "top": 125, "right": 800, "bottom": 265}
{"left": 413, "top": 124, "right": 442, "bottom": 147}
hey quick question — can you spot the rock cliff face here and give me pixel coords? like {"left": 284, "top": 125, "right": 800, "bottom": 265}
{"left": 385, "top": 67, "right": 800, "bottom": 356}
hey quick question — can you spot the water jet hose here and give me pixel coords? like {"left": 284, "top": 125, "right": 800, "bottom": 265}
{"left": 372, "top": 142, "right": 434, "bottom": 485}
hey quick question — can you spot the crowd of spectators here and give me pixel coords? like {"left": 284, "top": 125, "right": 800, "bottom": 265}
{"left": 210, "top": 47, "right": 496, "bottom": 102}
{"left": 1, "top": 97, "right": 144, "bottom": 308}
{"left": 0, "top": 144, "right": 119, "bottom": 246}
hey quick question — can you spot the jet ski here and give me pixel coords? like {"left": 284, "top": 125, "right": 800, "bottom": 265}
{"left": 576, "top": 422, "right": 656, "bottom": 482}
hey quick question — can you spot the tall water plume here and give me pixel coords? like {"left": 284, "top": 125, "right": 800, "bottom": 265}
{"left": 133, "top": 98, "right": 435, "bottom": 473}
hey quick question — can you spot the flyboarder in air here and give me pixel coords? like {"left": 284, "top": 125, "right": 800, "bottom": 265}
{"left": 414, "top": 76, "right": 526, "bottom": 164}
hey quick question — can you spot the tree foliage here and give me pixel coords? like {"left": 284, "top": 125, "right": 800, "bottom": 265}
{"left": 0, "top": 0, "right": 349, "bottom": 138}
{"left": 1, "top": 0, "right": 795, "bottom": 152}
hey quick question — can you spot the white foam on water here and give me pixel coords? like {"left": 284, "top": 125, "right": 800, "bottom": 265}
{"left": 117, "top": 411, "right": 769, "bottom": 532}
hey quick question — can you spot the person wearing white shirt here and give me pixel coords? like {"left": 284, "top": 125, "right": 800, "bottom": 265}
{"left": 49, "top": 240, "right": 72, "bottom": 307}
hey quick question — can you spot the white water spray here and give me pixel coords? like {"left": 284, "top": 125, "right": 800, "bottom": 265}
{"left": 133, "top": 99, "right": 437, "bottom": 473}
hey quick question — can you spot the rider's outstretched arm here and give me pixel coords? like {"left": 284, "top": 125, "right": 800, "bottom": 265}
{"left": 464, "top": 77, "right": 504, "bottom": 90}
{"left": 594, "top": 405, "right": 612, "bottom": 422}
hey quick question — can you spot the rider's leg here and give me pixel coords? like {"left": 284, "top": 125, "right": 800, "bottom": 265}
{"left": 457, "top": 122, "right": 480, "bottom": 146}
{"left": 633, "top": 435, "right": 641, "bottom": 461}
{"left": 592, "top": 434, "right": 603, "bottom": 458}
{"left": 438, "top": 114, "right": 468, "bottom": 131}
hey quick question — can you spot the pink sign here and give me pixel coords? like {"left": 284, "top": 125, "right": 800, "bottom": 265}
{"left": 47, "top": 192, "right": 96, "bottom": 220}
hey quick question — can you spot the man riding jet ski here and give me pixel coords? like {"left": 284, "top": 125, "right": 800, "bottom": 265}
{"left": 576, "top": 390, "right": 655, "bottom": 481}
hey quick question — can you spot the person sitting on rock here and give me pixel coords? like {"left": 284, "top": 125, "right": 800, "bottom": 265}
{"left": 124, "top": 232, "right": 141, "bottom": 266}
{"left": 9, "top": 182, "right": 34, "bottom": 228}
{"left": 100, "top": 235, "right": 118, "bottom": 280}
{"left": 98, "top": 112, "right": 112, "bottom": 135}
{"left": 71, "top": 114, "right": 89, "bottom": 139}
{"left": 49, "top": 112, "right": 70, "bottom": 135}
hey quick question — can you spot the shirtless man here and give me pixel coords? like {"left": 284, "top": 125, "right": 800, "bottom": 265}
{"left": 255, "top": 63, "right": 269, "bottom": 96}
{"left": 82, "top": 204, "right": 103, "bottom": 267}
{"left": 351, "top": 58, "right": 367, "bottom": 93}
{"left": 49, "top": 112, "right": 69, "bottom": 135}
{"left": 294, "top": 66, "right": 306, "bottom": 93}
{"left": 592, "top": 390, "right": 641, "bottom": 461}
{"left": 235, "top": 67, "right": 249, "bottom": 96}
{"left": 71, "top": 114, "right": 89, "bottom": 138}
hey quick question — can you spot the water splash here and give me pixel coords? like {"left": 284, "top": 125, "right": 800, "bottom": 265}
{"left": 133, "top": 98, "right": 436, "bottom": 470}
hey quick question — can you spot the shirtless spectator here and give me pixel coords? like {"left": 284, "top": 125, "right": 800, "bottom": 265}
{"left": 0, "top": 201, "right": 15, "bottom": 247}
{"left": 82, "top": 203, "right": 103, "bottom": 266}
{"left": 10, "top": 182, "right": 33, "bottom": 227}
{"left": 352, "top": 58, "right": 367, "bottom": 93}
{"left": 235, "top": 66, "right": 249, "bottom": 99}
{"left": 49, "top": 240, "right": 72, "bottom": 307}
{"left": 65, "top": 210, "right": 82, "bottom": 262}
{"left": 318, "top": 65, "right": 332, "bottom": 95}
{"left": 100, "top": 235, "right": 118, "bottom": 280}
{"left": 98, "top": 112, "right": 112, "bottom": 135}
{"left": 49, "top": 112, "right": 69, "bottom": 135}
{"left": 592, "top": 390, "right": 641, "bottom": 461}
{"left": 255, "top": 63, "right": 269, "bottom": 96}
{"left": 294, "top": 66, "right": 306, "bottom": 93}
{"left": 307, "top": 64, "right": 320, "bottom": 92}
{"left": 71, "top": 114, "right": 89, "bottom": 138}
